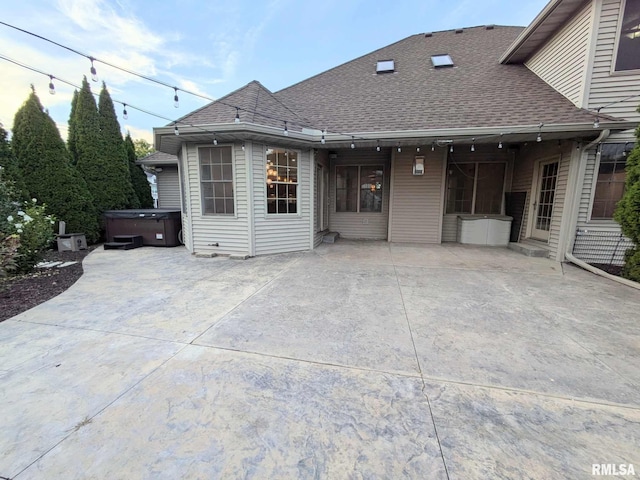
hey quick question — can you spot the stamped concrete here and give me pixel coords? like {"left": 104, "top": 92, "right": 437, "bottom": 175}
{"left": 1, "top": 241, "right": 639, "bottom": 479}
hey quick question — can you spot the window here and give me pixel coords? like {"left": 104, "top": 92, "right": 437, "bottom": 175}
{"left": 431, "top": 54, "right": 454, "bottom": 68}
{"left": 199, "top": 146, "right": 234, "bottom": 215}
{"left": 266, "top": 148, "right": 298, "bottom": 214}
{"left": 592, "top": 143, "right": 630, "bottom": 219}
{"left": 615, "top": 0, "right": 640, "bottom": 71}
{"left": 446, "top": 162, "right": 506, "bottom": 214}
{"left": 376, "top": 60, "right": 395, "bottom": 73}
{"left": 336, "top": 165, "right": 384, "bottom": 212}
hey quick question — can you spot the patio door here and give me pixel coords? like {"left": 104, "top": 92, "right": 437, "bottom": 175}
{"left": 531, "top": 159, "right": 559, "bottom": 241}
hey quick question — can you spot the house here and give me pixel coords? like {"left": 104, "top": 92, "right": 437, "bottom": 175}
{"left": 137, "top": 151, "right": 180, "bottom": 210}
{"left": 153, "top": 0, "right": 639, "bottom": 263}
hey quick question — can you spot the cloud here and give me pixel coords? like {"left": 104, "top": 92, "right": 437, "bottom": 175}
{"left": 124, "top": 124, "right": 153, "bottom": 143}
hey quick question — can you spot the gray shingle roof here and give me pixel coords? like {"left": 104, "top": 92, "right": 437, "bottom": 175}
{"left": 137, "top": 150, "right": 177, "bottom": 164}
{"left": 274, "top": 26, "right": 599, "bottom": 133}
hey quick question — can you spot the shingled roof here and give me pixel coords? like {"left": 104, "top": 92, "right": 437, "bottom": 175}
{"left": 273, "top": 25, "right": 599, "bottom": 133}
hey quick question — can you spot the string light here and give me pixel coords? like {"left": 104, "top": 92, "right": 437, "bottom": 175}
{"left": 213, "top": 135, "right": 218, "bottom": 146}
{"left": 89, "top": 56, "right": 97, "bottom": 82}
{"left": 174, "top": 124, "right": 179, "bottom": 136}
{"left": 397, "top": 143, "right": 401, "bottom": 153}
{"left": 284, "top": 121, "right": 289, "bottom": 136}
{"left": 242, "top": 142, "right": 245, "bottom": 151}
{"left": 431, "top": 142, "right": 435, "bottom": 152}
{"left": 450, "top": 143, "right": 454, "bottom": 153}
{"left": 470, "top": 138, "right": 475, "bottom": 152}
{"left": 48, "top": 75, "right": 55, "bottom": 95}
{"left": 122, "top": 103, "right": 128, "bottom": 119}
{"left": 536, "top": 123, "right": 543, "bottom": 143}
{"left": 498, "top": 134, "right": 503, "bottom": 149}
{"left": 235, "top": 107, "right": 240, "bottom": 123}
{"left": 321, "top": 130, "right": 326, "bottom": 145}
{"left": 350, "top": 136, "right": 355, "bottom": 149}
{"left": 416, "top": 146, "right": 420, "bottom": 153}
{"left": 376, "top": 140, "right": 380, "bottom": 152}
{"left": 593, "top": 107, "right": 601, "bottom": 128}
{"left": 173, "top": 87, "right": 179, "bottom": 108}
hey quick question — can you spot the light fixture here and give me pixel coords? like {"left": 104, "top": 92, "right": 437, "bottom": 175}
{"left": 593, "top": 108, "right": 601, "bottom": 128}
{"left": 48, "top": 75, "right": 55, "bottom": 95}
{"left": 449, "top": 143, "right": 454, "bottom": 153}
{"left": 498, "top": 134, "right": 503, "bottom": 149}
{"left": 173, "top": 87, "right": 179, "bottom": 108}
{"left": 397, "top": 143, "right": 401, "bottom": 153}
{"left": 470, "top": 138, "right": 475, "bottom": 152}
{"left": 536, "top": 123, "right": 543, "bottom": 143}
{"left": 321, "top": 130, "right": 326, "bottom": 145}
{"left": 242, "top": 142, "right": 245, "bottom": 151}
{"left": 431, "top": 142, "right": 435, "bottom": 152}
{"left": 284, "top": 121, "right": 289, "bottom": 136}
{"left": 351, "top": 136, "right": 355, "bottom": 149}
{"left": 416, "top": 146, "right": 420, "bottom": 153}
{"left": 89, "top": 57, "right": 98, "bottom": 82}
{"left": 376, "top": 140, "right": 380, "bottom": 152}
{"left": 213, "top": 135, "right": 218, "bottom": 146}
{"left": 122, "top": 103, "right": 128, "bottom": 120}
{"left": 174, "top": 124, "right": 179, "bottom": 136}
{"left": 235, "top": 107, "right": 240, "bottom": 123}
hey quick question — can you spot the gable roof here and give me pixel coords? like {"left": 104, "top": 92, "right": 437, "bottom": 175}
{"left": 274, "top": 25, "right": 599, "bottom": 133}
{"left": 137, "top": 150, "right": 177, "bottom": 165}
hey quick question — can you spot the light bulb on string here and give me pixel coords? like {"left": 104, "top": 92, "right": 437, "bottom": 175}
{"left": 416, "top": 146, "right": 420, "bottom": 153}
{"left": 173, "top": 88, "right": 179, "bottom": 108}
{"left": 470, "top": 138, "right": 475, "bottom": 152}
{"left": 450, "top": 144, "right": 454, "bottom": 153}
{"left": 213, "top": 135, "right": 218, "bottom": 146}
{"left": 235, "top": 108, "right": 240, "bottom": 123}
{"left": 350, "top": 136, "right": 355, "bottom": 149}
{"left": 48, "top": 75, "right": 55, "bottom": 95}
{"left": 376, "top": 140, "right": 381, "bottom": 152}
{"left": 89, "top": 57, "right": 98, "bottom": 82}
{"left": 431, "top": 142, "right": 435, "bottom": 152}
{"left": 321, "top": 130, "right": 326, "bottom": 145}
{"left": 174, "top": 124, "right": 179, "bottom": 136}
{"left": 284, "top": 121, "right": 289, "bottom": 136}
{"left": 397, "top": 143, "right": 401, "bottom": 153}
{"left": 536, "top": 123, "right": 543, "bottom": 143}
{"left": 122, "top": 104, "right": 128, "bottom": 120}
{"left": 242, "top": 142, "right": 245, "bottom": 151}
{"left": 498, "top": 134, "right": 503, "bottom": 149}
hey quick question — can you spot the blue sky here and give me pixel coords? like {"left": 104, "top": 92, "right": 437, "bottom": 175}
{"left": 0, "top": 0, "right": 549, "bottom": 143}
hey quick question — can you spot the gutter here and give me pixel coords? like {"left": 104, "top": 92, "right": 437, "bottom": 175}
{"left": 564, "top": 129, "right": 640, "bottom": 290}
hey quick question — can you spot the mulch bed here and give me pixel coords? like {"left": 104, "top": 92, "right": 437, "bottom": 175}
{"left": 0, "top": 246, "right": 97, "bottom": 322}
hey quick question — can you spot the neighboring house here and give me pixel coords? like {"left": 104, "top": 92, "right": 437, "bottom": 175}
{"left": 144, "top": 171, "right": 158, "bottom": 208}
{"left": 137, "top": 151, "right": 181, "bottom": 210}
{"left": 153, "top": 0, "right": 639, "bottom": 262}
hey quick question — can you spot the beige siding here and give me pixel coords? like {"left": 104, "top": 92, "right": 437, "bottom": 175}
{"left": 441, "top": 215, "right": 458, "bottom": 242}
{"left": 526, "top": 1, "right": 593, "bottom": 107}
{"left": 390, "top": 150, "right": 444, "bottom": 243}
{"left": 156, "top": 166, "right": 181, "bottom": 209}
{"left": 578, "top": 149, "right": 599, "bottom": 223}
{"left": 177, "top": 149, "right": 192, "bottom": 252}
{"left": 329, "top": 149, "right": 390, "bottom": 239}
{"left": 253, "top": 145, "right": 312, "bottom": 255}
{"left": 187, "top": 142, "right": 249, "bottom": 255}
{"left": 587, "top": 0, "right": 640, "bottom": 142}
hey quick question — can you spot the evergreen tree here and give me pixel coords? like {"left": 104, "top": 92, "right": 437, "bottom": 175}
{"left": 0, "top": 125, "right": 28, "bottom": 199}
{"left": 98, "top": 82, "right": 138, "bottom": 208}
{"left": 73, "top": 77, "right": 130, "bottom": 214}
{"left": 67, "top": 89, "right": 79, "bottom": 165}
{"left": 125, "top": 133, "right": 154, "bottom": 208}
{"left": 614, "top": 118, "right": 640, "bottom": 282}
{"left": 11, "top": 88, "right": 99, "bottom": 243}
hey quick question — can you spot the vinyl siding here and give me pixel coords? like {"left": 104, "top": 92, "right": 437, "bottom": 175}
{"left": 156, "top": 166, "right": 181, "bottom": 209}
{"left": 253, "top": 145, "right": 312, "bottom": 255}
{"left": 525, "top": 1, "right": 592, "bottom": 107}
{"left": 329, "top": 150, "right": 390, "bottom": 240}
{"left": 187, "top": 142, "right": 249, "bottom": 255}
{"left": 390, "top": 150, "right": 444, "bottom": 243}
{"left": 587, "top": 0, "right": 640, "bottom": 142}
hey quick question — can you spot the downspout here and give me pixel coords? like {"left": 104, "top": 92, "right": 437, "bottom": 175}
{"left": 563, "top": 131, "right": 640, "bottom": 290}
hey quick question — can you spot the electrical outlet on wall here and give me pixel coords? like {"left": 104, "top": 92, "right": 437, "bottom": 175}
{"left": 362, "top": 218, "right": 369, "bottom": 225}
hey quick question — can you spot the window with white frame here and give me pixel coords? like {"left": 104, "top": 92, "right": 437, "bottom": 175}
{"left": 199, "top": 146, "right": 234, "bottom": 215}
{"left": 615, "top": 0, "right": 640, "bottom": 71}
{"left": 335, "top": 165, "right": 384, "bottom": 212}
{"left": 266, "top": 148, "right": 298, "bottom": 214}
{"left": 446, "top": 162, "right": 506, "bottom": 214}
{"left": 592, "top": 143, "right": 631, "bottom": 219}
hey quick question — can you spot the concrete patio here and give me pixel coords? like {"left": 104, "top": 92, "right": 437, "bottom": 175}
{"left": 1, "top": 241, "right": 639, "bottom": 479}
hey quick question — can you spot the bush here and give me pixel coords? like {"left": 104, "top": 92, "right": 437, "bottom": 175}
{"left": 621, "top": 247, "right": 640, "bottom": 283}
{"left": 0, "top": 235, "right": 20, "bottom": 277}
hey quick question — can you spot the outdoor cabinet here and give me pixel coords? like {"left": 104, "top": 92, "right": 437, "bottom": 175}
{"left": 457, "top": 215, "right": 513, "bottom": 246}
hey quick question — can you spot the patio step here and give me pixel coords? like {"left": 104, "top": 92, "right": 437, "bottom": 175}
{"left": 322, "top": 232, "right": 340, "bottom": 244}
{"left": 104, "top": 234, "right": 144, "bottom": 251}
{"left": 508, "top": 242, "right": 549, "bottom": 258}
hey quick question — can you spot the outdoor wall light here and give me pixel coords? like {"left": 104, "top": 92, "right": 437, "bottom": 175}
{"left": 413, "top": 156, "right": 425, "bottom": 175}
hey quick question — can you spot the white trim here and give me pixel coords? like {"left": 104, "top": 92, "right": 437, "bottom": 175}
{"left": 180, "top": 143, "right": 194, "bottom": 253}
{"left": 309, "top": 149, "right": 316, "bottom": 250}
{"left": 580, "top": 0, "right": 601, "bottom": 108}
{"left": 265, "top": 147, "right": 303, "bottom": 218}
{"left": 556, "top": 143, "right": 582, "bottom": 261}
{"left": 610, "top": 0, "right": 640, "bottom": 74}
{"left": 387, "top": 149, "right": 396, "bottom": 242}
{"left": 195, "top": 143, "right": 238, "bottom": 218}
{"left": 437, "top": 149, "right": 447, "bottom": 243}
{"left": 245, "top": 141, "right": 256, "bottom": 257}
{"left": 527, "top": 155, "right": 561, "bottom": 242}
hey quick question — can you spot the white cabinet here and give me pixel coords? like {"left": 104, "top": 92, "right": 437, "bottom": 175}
{"left": 457, "top": 215, "right": 513, "bottom": 246}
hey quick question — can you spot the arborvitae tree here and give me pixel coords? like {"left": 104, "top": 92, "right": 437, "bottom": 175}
{"left": 73, "top": 77, "right": 130, "bottom": 214}
{"left": 11, "top": 88, "right": 99, "bottom": 243}
{"left": 125, "top": 133, "right": 154, "bottom": 208}
{"left": 67, "top": 89, "right": 79, "bottom": 165}
{"left": 614, "top": 118, "right": 640, "bottom": 282}
{"left": 0, "top": 125, "right": 28, "bottom": 199}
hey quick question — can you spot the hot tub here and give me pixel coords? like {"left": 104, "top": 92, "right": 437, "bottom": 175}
{"left": 104, "top": 209, "right": 182, "bottom": 247}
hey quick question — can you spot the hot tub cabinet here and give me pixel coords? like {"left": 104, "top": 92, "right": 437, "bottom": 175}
{"left": 457, "top": 215, "right": 513, "bottom": 247}
{"left": 104, "top": 209, "right": 182, "bottom": 247}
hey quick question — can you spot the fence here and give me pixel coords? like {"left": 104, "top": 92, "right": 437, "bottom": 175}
{"left": 572, "top": 229, "right": 634, "bottom": 267}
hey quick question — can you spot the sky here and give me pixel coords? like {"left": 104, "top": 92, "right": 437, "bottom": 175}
{"left": 0, "top": 0, "right": 549, "bottom": 144}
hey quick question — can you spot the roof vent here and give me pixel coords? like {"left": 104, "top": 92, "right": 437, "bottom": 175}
{"left": 486, "top": 24, "right": 495, "bottom": 30}
{"left": 424, "top": 32, "right": 433, "bottom": 37}
{"left": 455, "top": 29, "right": 463, "bottom": 34}
{"left": 431, "top": 54, "right": 454, "bottom": 68}
{"left": 376, "top": 59, "right": 395, "bottom": 74}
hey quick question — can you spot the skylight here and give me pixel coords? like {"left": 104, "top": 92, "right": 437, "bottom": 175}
{"left": 431, "top": 54, "right": 454, "bottom": 68}
{"left": 376, "top": 60, "right": 395, "bottom": 73}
